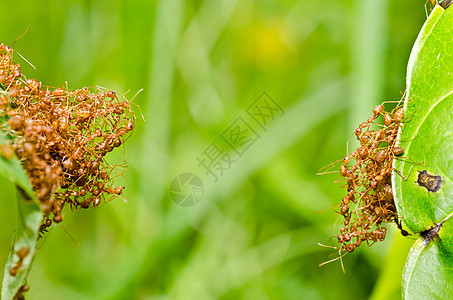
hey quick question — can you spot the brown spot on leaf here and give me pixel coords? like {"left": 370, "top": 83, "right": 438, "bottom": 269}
{"left": 417, "top": 170, "right": 442, "bottom": 192}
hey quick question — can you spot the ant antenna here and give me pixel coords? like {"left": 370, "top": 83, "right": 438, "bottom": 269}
{"left": 12, "top": 28, "right": 29, "bottom": 47}
{"left": 10, "top": 28, "right": 37, "bottom": 70}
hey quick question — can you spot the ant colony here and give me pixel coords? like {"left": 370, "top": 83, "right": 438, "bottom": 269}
{"left": 0, "top": 43, "right": 136, "bottom": 238}
{"left": 318, "top": 101, "right": 410, "bottom": 271}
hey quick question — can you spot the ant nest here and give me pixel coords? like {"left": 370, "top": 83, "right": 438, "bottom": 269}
{"left": 0, "top": 43, "right": 135, "bottom": 235}
{"left": 320, "top": 101, "right": 409, "bottom": 266}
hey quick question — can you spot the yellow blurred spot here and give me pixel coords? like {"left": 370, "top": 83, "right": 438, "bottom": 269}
{"left": 241, "top": 20, "right": 295, "bottom": 67}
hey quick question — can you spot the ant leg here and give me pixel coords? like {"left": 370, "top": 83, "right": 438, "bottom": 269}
{"left": 318, "top": 243, "right": 347, "bottom": 273}
{"left": 394, "top": 162, "right": 418, "bottom": 181}
{"left": 399, "top": 85, "right": 407, "bottom": 98}
{"left": 393, "top": 155, "right": 424, "bottom": 168}
{"left": 317, "top": 159, "right": 343, "bottom": 175}
{"left": 393, "top": 168, "right": 410, "bottom": 181}
{"left": 58, "top": 224, "right": 81, "bottom": 247}
{"left": 400, "top": 106, "right": 420, "bottom": 124}
{"left": 394, "top": 217, "right": 410, "bottom": 236}
{"left": 318, "top": 202, "right": 341, "bottom": 214}
{"left": 425, "top": 0, "right": 431, "bottom": 18}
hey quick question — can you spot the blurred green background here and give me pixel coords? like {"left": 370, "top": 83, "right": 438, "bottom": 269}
{"left": 0, "top": 0, "right": 430, "bottom": 299}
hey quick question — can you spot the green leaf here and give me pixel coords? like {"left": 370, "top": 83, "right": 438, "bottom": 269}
{"left": 402, "top": 216, "right": 453, "bottom": 299}
{"left": 393, "top": 4, "right": 453, "bottom": 298}
{"left": 1, "top": 189, "right": 42, "bottom": 300}
{"left": 0, "top": 140, "right": 42, "bottom": 298}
